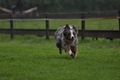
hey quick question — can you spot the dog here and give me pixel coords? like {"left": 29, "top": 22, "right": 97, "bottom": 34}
{"left": 54, "top": 24, "right": 78, "bottom": 58}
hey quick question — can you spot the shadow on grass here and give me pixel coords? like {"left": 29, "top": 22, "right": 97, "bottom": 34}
{"left": 49, "top": 55, "right": 73, "bottom": 60}
{"left": 33, "top": 54, "right": 73, "bottom": 60}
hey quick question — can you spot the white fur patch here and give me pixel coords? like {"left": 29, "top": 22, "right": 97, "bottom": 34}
{"left": 68, "top": 50, "right": 72, "bottom": 55}
{"left": 70, "top": 30, "right": 74, "bottom": 38}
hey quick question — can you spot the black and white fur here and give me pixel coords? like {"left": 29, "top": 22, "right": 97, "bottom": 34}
{"left": 54, "top": 24, "right": 78, "bottom": 58}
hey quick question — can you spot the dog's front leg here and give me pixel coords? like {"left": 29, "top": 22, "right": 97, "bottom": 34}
{"left": 71, "top": 46, "right": 77, "bottom": 58}
{"left": 65, "top": 45, "right": 74, "bottom": 58}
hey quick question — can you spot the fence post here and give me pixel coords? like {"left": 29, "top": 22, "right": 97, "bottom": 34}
{"left": 10, "top": 19, "right": 14, "bottom": 39}
{"left": 81, "top": 13, "right": 85, "bottom": 40}
{"left": 118, "top": 10, "right": 120, "bottom": 30}
{"left": 45, "top": 13, "right": 49, "bottom": 40}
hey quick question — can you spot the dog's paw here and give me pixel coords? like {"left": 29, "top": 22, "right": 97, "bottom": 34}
{"left": 70, "top": 53, "right": 77, "bottom": 59}
{"left": 70, "top": 53, "right": 75, "bottom": 58}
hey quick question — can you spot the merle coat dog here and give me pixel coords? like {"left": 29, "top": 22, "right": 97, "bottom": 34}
{"left": 54, "top": 24, "right": 78, "bottom": 58}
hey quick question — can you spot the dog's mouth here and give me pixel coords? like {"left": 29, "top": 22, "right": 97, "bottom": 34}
{"left": 65, "top": 37, "right": 74, "bottom": 42}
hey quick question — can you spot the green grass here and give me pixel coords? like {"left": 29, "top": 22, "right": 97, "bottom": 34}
{"left": 0, "top": 19, "right": 120, "bottom": 80}
{"left": 0, "top": 34, "right": 120, "bottom": 80}
{"left": 0, "top": 19, "right": 119, "bottom": 30}
{"left": 86, "top": 19, "right": 119, "bottom": 30}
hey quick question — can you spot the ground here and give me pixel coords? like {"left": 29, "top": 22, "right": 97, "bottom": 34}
{"left": 0, "top": 35, "right": 119, "bottom": 80}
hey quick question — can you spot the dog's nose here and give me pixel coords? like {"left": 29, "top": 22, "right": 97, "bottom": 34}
{"left": 72, "top": 37, "right": 74, "bottom": 40}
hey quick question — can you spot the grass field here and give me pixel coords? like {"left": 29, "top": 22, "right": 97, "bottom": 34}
{"left": 0, "top": 34, "right": 120, "bottom": 80}
{"left": 0, "top": 19, "right": 120, "bottom": 80}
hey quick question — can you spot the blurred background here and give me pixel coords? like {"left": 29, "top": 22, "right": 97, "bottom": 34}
{"left": 0, "top": 0, "right": 120, "bottom": 13}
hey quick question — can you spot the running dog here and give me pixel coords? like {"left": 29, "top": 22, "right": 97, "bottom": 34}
{"left": 54, "top": 24, "right": 78, "bottom": 58}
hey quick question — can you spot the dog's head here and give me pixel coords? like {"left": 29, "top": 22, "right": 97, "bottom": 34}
{"left": 63, "top": 24, "right": 78, "bottom": 41}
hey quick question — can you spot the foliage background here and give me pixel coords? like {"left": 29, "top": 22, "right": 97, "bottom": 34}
{"left": 0, "top": 0, "right": 120, "bottom": 12}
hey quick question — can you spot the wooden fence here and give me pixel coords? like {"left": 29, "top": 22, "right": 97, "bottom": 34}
{"left": 0, "top": 10, "right": 120, "bottom": 40}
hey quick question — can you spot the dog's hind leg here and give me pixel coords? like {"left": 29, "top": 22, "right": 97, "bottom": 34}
{"left": 59, "top": 47, "right": 62, "bottom": 54}
{"left": 56, "top": 40, "right": 62, "bottom": 54}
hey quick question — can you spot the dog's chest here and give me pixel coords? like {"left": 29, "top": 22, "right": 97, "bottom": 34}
{"left": 61, "top": 38, "right": 77, "bottom": 47}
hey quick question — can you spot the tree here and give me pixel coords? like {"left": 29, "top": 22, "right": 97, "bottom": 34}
{"left": 0, "top": 0, "right": 120, "bottom": 13}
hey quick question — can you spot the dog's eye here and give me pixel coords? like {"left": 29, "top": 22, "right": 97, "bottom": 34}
{"left": 68, "top": 33, "right": 71, "bottom": 36}
{"left": 73, "top": 32, "right": 76, "bottom": 35}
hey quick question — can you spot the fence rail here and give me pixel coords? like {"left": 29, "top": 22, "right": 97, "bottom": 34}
{"left": 0, "top": 29, "right": 120, "bottom": 40}
{"left": 0, "top": 10, "right": 120, "bottom": 40}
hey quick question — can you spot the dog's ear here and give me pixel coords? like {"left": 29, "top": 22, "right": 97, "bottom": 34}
{"left": 73, "top": 26, "right": 78, "bottom": 33}
{"left": 64, "top": 24, "right": 69, "bottom": 36}
{"left": 64, "top": 24, "right": 70, "bottom": 30}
